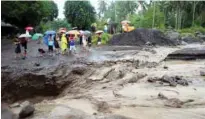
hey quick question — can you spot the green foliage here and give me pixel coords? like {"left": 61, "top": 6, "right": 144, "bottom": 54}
{"left": 96, "top": 20, "right": 106, "bottom": 30}
{"left": 177, "top": 26, "right": 205, "bottom": 34}
{"left": 64, "top": 1, "right": 96, "bottom": 30}
{"left": 129, "top": 4, "right": 165, "bottom": 29}
{"left": 1, "top": 1, "right": 58, "bottom": 29}
{"left": 41, "top": 1, "right": 58, "bottom": 21}
{"left": 92, "top": 33, "right": 112, "bottom": 45}
{"left": 36, "top": 19, "right": 71, "bottom": 33}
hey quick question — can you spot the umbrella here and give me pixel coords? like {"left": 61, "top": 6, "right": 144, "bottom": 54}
{"left": 79, "top": 30, "right": 84, "bottom": 35}
{"left": 35, "top": 33, "right": 43, "bottom": 37}
{"left": 83, "top": 30, "right": 91, "bottom": 36}
{"left": 66, "top": 30, "right": 80, "bottom": 35}
{"left": 45, "top": 30, "right": 56, "bottom": 35}
{"left": 25, "top": 26, "right": 33, "bottom": 31}
{"left": 95, "top": 30, "right": 104, "bottom": 34}
{"left": 32, "top": 33, "right": 43, "bottom": 40}
{"left": 19, "top": 34, "right": 32, "bottom": 38}
{"left": 43, "top": 34, "right": 55, "bottom": 46}
{"left": 121, "top": 20, "right": 131, "bottom": 24}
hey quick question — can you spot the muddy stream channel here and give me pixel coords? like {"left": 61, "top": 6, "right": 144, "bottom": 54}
{"left": 2, "top": 41, "right": 205, "bottom": 119}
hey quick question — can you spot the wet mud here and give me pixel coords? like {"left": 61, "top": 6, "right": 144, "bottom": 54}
{"left": 2, "top": 39, "right": 205, "bottom": 119}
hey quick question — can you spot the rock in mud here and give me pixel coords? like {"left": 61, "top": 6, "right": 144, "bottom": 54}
{"left": 162, "top": 75, "right": 178, "bottom": 87}
{"left": 19, "top": 101, "right": 35, "bottom": 118}
{"left": 128, "top": 73, "right": 147, "bottom": 83}
{"left": 89, "top": 68, "right": 114, "bottom": 81}
{"left": 106, "top": 68, "right": 125, "bottom": 81}
{"left": 148, "top": 75, "right": 188, "bottom": 87}
{"left": 71, "top": 66, "right": 87, "bottom": 75}
{"left": 96, "top": 101, "right": 111, "bottom": 113}
{"left": 158, "top": 93, "right": 168, "bottom": 100}
{"left": 164, "top": 98, "right": 184, "bottom": 108}
{"left": 163, "top": 66, "right": 168, "bottom": 69}
{"left": 165, "top": 47, "right": 205, "bottom": 60}
{"left": 166, "top": 31, "right": 180, "bottom": 41}
{"left": 200, "top": 71, "right": 205, "bottom": 76}
{"left": 147, "top": 77, "right": 159, "bottom": 83}
{"left": 1, "top": 103, "right": 18, "bottom": 119}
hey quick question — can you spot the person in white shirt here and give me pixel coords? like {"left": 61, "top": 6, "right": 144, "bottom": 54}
{"left": 104, "top": 25, "right": 108, "bottom": 33}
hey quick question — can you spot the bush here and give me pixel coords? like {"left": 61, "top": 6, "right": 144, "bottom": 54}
{"left": 178, "top": 26, "right": 205, "bottom": 34}
{"left": 92, "top": 33, "right": 112, "bottom": 45}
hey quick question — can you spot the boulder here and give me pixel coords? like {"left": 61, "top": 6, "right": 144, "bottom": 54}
{"left": 164, "top": 98, "right": 183, "bottom": 108}
{"left": 200, "top": 71, "right": 205, "bottom": 76}
{"left": 197, "top": 34, "right": 205, "bottom": 41}
{"left": 19, "top": 101, "right": 35, "bottom": 118}
{"left": 166, "top": 31, "right": 180, "bottom": 40}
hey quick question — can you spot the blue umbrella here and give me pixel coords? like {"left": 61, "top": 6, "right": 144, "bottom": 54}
{"left": 45, "top": 30, "right": 56, "bottom": 35}
{"left": 43, "top": 34, "right": 49, "bottom": 46}
{"left": 43, "top": 34, "right": 55, "bottom": 46}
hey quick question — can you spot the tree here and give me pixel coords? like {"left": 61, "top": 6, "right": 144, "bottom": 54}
{"left": 1, "top": 1, "right": 58, "bottom": 29}
{"left": 129, "top": 3, "right": 165, "bottom": 29}
{"left": 64, "top": 1, "right": 96, "bottom": 30}
{"left": 98, "top": 0, "right": 107, "bottom": 18}
{"left": 104, "top": 1, "right": 116, "bottom": 21}
{"left": 41, "top": 1, "right": 58, "bottom": 21}
{"left": 115, "top": 1, "right": 138, "bottom": 22}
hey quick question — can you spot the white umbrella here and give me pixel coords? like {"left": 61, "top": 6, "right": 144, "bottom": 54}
{"left": 19, "top": 34, "right": 31, "bottom": 38}
{"left": 95, "top": 30, "right": 104, "bottom": 34}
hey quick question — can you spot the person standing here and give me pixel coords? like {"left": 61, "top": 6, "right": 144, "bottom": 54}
{"left": 48, "top": 34, "right": 54, "bottom": 56}
{"left": 20, "top": 37, "right": 28, "bottom": 59}
{"left": 69, "top": 36, "right": 76, "bottom": 54}
{"left": 61, "top": 34, "right": 68, "bottom": 55}
{"left": 104, "top": 24, "right": 108, "bottom": 33}
{"left": 53, "top": 34, "right": 60, "bottom": 54}
{"left": 87, "top": 36, "right": 92, "bottom": 48}
{"left": 14, "top": 37, "right": 21, "bottom": 59}
{"left": 82, "top": 34, "right": 88, "bottom": 51}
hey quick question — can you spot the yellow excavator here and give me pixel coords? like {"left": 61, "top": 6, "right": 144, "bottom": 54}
{"left": 121, "top": 20, "right": 135, "bottom": 32}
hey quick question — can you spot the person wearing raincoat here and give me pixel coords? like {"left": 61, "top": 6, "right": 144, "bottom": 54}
{"left": 61, "top": 34, "right": 68, "bottom": 54}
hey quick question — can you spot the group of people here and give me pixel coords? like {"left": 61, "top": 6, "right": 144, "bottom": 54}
{"left": 14, "top": 30, "right": 103, "bottom": 59}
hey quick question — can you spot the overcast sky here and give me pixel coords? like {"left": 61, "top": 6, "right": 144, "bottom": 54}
{"left": 54, "top": 0, "right": 99, "bottom": 19}
{"left": 54, "top": 0, "right": 149, "bottom": 19}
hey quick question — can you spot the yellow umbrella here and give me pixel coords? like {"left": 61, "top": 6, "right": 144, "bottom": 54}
{"left": 66, "top": 30, "right": 80, "bottom": 35}
{"left": 121, "top": 20, "right": 131, "bottom": 25}
{"left": 66, "top": 30, "right": 80, "bottom": 38}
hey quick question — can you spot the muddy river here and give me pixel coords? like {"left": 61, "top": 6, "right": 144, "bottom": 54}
{"left": 2, "top": 40, "right": 205, "bottom": 119}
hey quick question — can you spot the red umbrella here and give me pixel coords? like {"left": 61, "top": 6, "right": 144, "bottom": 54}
{"left": 25, "top": 26, "right": 33, "bottom": 31}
